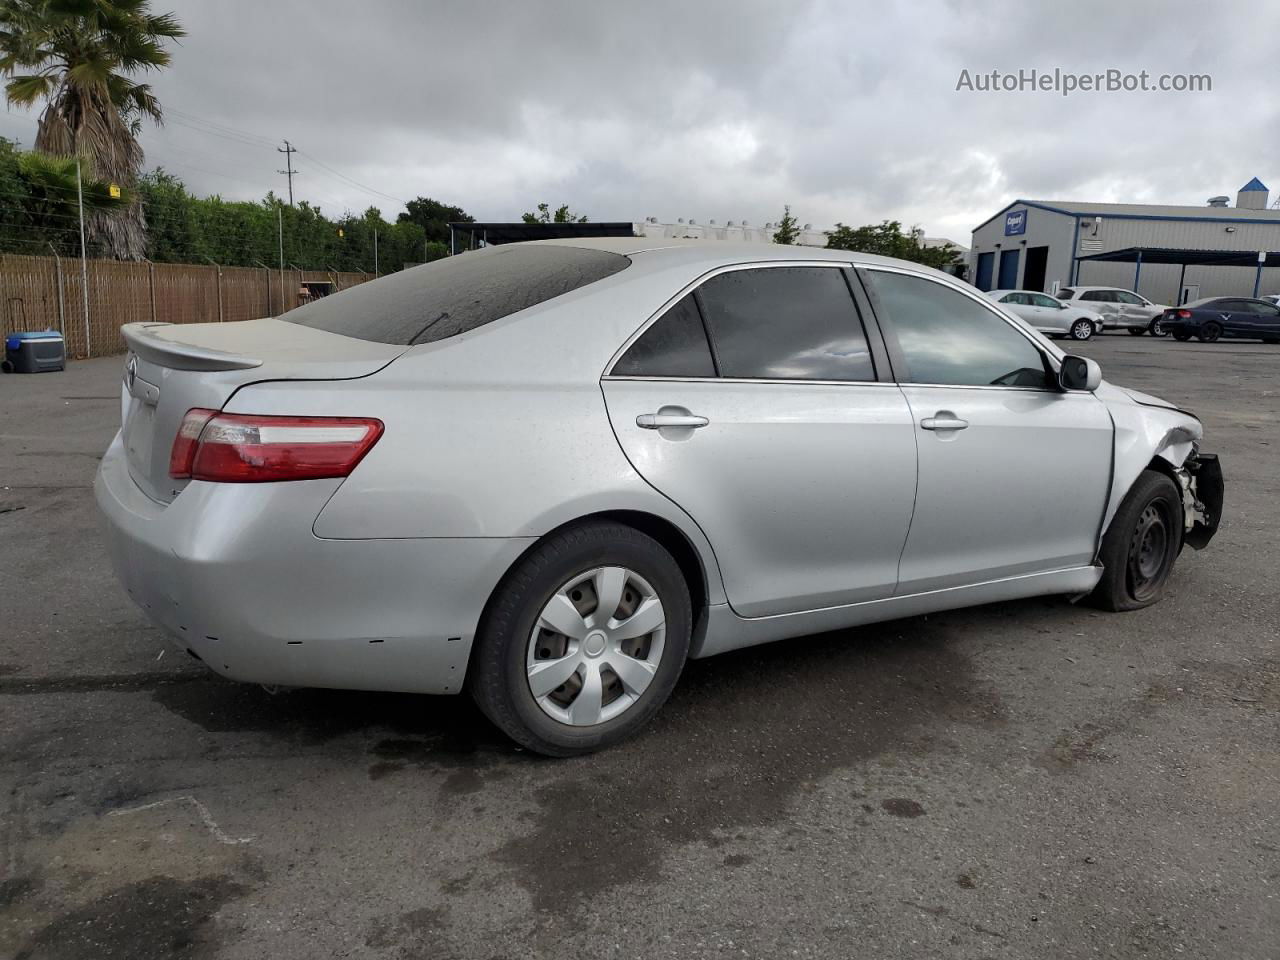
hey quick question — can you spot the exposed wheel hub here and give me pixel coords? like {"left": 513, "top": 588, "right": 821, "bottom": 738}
{"left": 1127, "top": 500, "right": 1173, "bottom": 600}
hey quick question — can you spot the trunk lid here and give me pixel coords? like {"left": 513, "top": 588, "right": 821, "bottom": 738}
{"left": 119, "top": 319, "right": 407, "bottom": 503}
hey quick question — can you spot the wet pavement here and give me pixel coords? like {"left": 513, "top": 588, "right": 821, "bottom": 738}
{"left": 2, "top": 336, "right": 1278, "bottom": 958}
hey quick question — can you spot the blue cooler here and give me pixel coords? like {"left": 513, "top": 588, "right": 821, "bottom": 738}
{"left": 3, "top": 330, "right": 65, "bottom": 374}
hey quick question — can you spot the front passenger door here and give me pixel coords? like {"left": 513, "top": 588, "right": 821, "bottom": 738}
{"left": 860, "top": 268, "right": 1114, "bottom": 594}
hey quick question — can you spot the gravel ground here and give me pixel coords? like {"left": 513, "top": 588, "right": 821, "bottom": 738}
{"left": 1, "top": 335, "right": 1277, "bottom": 959}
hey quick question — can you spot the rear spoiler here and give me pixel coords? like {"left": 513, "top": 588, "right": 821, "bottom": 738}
{"left": 121, "top": 322, "right": 263, "bottom": 371}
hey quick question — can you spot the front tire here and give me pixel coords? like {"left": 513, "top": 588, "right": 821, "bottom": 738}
{"left": 1070, "top": 318, "right": 1094, "bottom": 341}
{"left": 1149, "top": 317, "right": 1167, "bottom": 337}
{"left": 1090, "top": 470, "right": 1183, "bottom": 612}
{"left": 469, "top": 521, "right": 692, "bottom": 756}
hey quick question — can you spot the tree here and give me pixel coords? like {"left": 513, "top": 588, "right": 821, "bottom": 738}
{"left": 397, "top": 196, "right": 472, "bottom": 246}
{"left": 522, "top": 202, "right": 587, "bottom": 224}
{"left": 0, "top": 135, "right": 125, "bottom": 254}
{"left": 771, "top": 205, "right": 799, "bottom": 245}
{"left": 825, "top": 219, "right": 961, "bottom": 269}
{"left": 0, "top": 0, "right": 185, "bottom": 260}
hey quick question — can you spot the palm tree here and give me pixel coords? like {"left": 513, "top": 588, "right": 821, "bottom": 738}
{"left": 0, "top": 0, "right": 184, "bottom": 259}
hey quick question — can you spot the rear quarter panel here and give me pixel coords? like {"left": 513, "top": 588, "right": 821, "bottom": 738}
{"left": 225, "top": 262, "right": 730, "bottom": 605}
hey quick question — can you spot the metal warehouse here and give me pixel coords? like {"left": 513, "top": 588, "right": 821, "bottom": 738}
{"left": 970, "top": 178, "right": 1280, "bottom": 304}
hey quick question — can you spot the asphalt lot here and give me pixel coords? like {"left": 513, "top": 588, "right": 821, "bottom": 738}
{"left": 2, "top": 335, "right": 1278, "bottom": 959}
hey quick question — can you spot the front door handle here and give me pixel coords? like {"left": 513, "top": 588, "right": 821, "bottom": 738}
{"left": 637, "top": 412, "right": 709, "bottom": 430}
{"left": 920, "top": 414, "right": 969, "bottom": 431}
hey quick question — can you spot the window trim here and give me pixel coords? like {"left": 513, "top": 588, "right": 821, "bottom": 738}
{"left": 855, "top": 264, "right": 1063, "bottom": 394}
{"left": 603, "top": 260, "right": 890, "bottom": 385}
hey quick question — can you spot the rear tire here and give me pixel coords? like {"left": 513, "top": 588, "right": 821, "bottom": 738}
{"left": 469, "top": 521, "right": 692, "bottom": 756}
{"left": 1089, "top": 469, "right": 1183, "bottom": 612}
{"left": 1198, "top": 321, "right": 1222, "bottom": 343}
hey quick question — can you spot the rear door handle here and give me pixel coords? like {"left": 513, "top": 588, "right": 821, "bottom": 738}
{"left": 637, "top": 413, "right": 709, "bottom": 430}
{"left": 920, "top": 415, "right": 968, "bottom": 431}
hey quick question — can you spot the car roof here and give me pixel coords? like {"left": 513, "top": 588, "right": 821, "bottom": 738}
{"left": 530, "top": 236, "right": 959, "bottom": 279}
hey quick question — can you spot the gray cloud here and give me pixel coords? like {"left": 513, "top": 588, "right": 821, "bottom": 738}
{"left": 3, "top": 0, "right": 1272, "bottom": 242}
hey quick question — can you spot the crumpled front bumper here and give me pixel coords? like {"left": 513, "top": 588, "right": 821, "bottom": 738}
{"left": 1181, "top": 453, "right": 1224, "bottom": 550}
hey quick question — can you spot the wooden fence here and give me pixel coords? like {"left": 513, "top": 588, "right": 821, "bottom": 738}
{"left": 0, "top": 254, "right": 374, "bottom": 359}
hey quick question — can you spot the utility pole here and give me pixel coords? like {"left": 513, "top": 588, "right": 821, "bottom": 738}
{"left": 373, "top": 229, "right": 378, "bottom": 276}
{"left": 276, "top": 139, "right": 298, "bottom": 205}
{"left": 75, "top": 157, "right": 90, "bottom": 358}
{"left": 277, "top": 206, "right": 286, "bottom": 310}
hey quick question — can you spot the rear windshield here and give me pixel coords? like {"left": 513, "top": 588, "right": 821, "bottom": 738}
{"left": 282, "top": 244, "right": 630, "bottom": 345}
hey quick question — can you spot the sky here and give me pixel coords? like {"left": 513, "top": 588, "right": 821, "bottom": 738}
{"left": 2, "top": 0, "right": 1274, "bottom": 243}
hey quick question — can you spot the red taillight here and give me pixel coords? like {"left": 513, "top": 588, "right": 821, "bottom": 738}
{"left": 169, "top": 407, "right": 218, "bottom": 479}
{"left": 1176, "top": 309, "right": 1192, "bottom": 318}
{"left": 169, "top": 411, "right": 384, "bottom": 482}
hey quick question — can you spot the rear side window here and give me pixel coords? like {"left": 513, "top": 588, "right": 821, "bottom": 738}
{"left": 613, "top": 294, "right": 715, "bottom": 377}
{"left": 282, "top": 244, "right": 630, "bottom": 345}
{"left": 1058, "top": 288, "right": 1074, "bottom": 299}
{"left": 696, "top": 266, "right": 875, "bottom": 381}
{"left": 1079, "top": 290, "right": 1111, "bottom": 302}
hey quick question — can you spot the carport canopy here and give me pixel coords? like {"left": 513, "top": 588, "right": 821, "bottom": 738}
{"left": 1075, "top": 246, "right": 1280, "bottom": 299}
{"left": 447, "top": 221, "right": 636, "bottom": 253}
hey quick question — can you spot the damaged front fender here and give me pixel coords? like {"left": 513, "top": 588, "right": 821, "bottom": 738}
{"left": 1095, "top": 383, "right": 1222, "bottom": 549}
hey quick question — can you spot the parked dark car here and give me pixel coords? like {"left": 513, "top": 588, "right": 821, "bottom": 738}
{"left": 1161, "top": 297, "right": 1280, "bottom": 343}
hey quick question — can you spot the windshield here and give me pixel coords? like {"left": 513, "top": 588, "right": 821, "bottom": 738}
{"left": 283, "top": 244, "right": 631, "bottom": 345}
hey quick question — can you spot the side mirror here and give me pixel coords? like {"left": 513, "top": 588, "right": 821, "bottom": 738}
{"left": 1059, "top": 355, "right": 1102, "bottom": 392}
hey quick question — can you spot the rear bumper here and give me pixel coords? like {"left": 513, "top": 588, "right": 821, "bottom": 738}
{"left": 94, "top": 431, "right": 533, "bottom": 693}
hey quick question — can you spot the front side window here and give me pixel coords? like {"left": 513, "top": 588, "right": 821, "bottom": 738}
{"left": 695, "top": 266, "right": 875, "bottom": 381}
{"left": 1030, "top": 294, "right": 1060, "bottom": 308}
{"left": 612, "top": 294, "right": 715, "bottom": 377}
{"left": 864, "top": 270, "right": 1050, "bottom": 389}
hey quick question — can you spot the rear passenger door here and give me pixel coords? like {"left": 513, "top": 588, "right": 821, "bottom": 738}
{"left": 602, "top": 263, "right": 918, "bottom": 618}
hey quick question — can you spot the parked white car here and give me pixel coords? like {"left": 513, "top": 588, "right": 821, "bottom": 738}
{"left": 985, "top": 290, "right": 1102, "bottom": 340}
{"left": 1056, "top": 286, "right": 1170, "bottom": 336}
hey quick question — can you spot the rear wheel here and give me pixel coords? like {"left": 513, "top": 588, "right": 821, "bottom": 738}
{"left": 1198, "top": 321, "right": 1222, "bottom": 343}
{"left": 469, "top": 521, "right": 692, "bottom": 756}
{"left": 1070, "top": 318, "right": 1094, "bottom": 341}
{"left": 1090, "top": 470, "right": 1183, "bottom": 612}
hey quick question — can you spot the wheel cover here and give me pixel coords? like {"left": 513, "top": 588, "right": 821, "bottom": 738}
{"left": 1072, "top": 320, "right": 1092, "bottom": 340}
{"left": 526, "top": 566, "right": 666, "bottom": 726}
{"left": 1126, "top": 499, "right": 1174, "bottom": 602}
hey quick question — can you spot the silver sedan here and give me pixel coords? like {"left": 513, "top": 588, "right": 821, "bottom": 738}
{"left": 985, "top": 289, "right": 1102, "bottom": 340}
{"left": 96, "top": 240, "right": 1223, "bottom": 755}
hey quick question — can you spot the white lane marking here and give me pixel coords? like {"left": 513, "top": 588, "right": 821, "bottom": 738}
{"left": 108, "top": 795, "right": 254, "bottom": 845}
